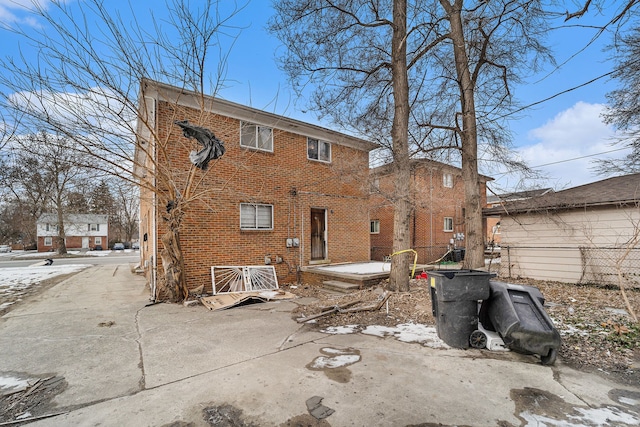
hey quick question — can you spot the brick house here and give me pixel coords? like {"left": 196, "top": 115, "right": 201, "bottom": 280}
{"left": 135, "top": 79, "right": 377, "bottom": 297}
{"left": 36, "top": 213, "right": 108, "bottom": 252}
{"left": 369, "top": 159, "right": 492, "bottom": 264}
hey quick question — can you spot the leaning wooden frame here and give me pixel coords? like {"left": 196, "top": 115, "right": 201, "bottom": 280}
{"left": 211, "top": 266, "right": 279, "bottom": 294}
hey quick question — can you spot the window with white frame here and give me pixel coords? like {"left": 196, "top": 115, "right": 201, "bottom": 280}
{"left": 307, "top": 138, "right": 331, "bottom": 162}
{"left": 370, "top": 220, "right": 380, "bottom": 234}
{"left": 444, "top": 217, "right": 453, "bottom": 232}
{"left": 44, "top": 237, "right": 53, "bottom": 246}
{"left": 95, "top": 237, "right": 102, "bottom": 245}
{"left": 45, "top": 223, "right": 58, "bottom": 232}
{"left": 240, "top": 122, "right": 273, "bottom": 152}
{"left": 88, "top": 223, "right": 100, "bottom": 231}
{"left": 240, "top": 203, "right": 274, "bottom": 230}
{"left": 443, "top": 173, "right": 453, "bottom": 188}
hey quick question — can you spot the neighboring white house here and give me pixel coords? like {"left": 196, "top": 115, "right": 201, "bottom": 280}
{"left": 36, "top": 213, "right": 109, "bottom": 252}
{"left": 484, "top": 173, "right": 640, "bottom": 287}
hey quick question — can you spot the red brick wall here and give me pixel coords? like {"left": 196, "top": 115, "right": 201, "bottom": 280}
{"left": 370, "top": 162, "right": 488, "bottom": 264}
{"left": 37, "top": 235, "right": 106, "bottom": 252}
{"left": 146, "top": 101, "right": 371, "bottom": 292}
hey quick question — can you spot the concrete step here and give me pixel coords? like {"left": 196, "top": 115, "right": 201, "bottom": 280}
{"left": 322, "top": 280, "right": 360, "bottom": 294}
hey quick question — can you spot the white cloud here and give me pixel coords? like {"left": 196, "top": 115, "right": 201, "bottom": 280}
{"left": 0, "top": 0, "right": 59, "bottom": 28}
{"left": 516, "top": 102, "right": 625, "bottom": 189}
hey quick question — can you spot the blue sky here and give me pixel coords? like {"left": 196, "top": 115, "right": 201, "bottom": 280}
{"left": 0, "top": 0, "right": 634, "bottom": 192}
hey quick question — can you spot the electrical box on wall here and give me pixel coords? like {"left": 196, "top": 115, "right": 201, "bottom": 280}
{"left": 286, "top": 238, "right": 300, "bottom": 248}
{"left": 286, "top": 238, "right": 293, "bottom": 248}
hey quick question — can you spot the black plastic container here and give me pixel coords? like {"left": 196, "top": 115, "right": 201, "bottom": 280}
{"left": 429, "top": 270, "right": 492, "bottom": 349}
{"left": 479, "top": 281, "right": 561, "bottom": 365}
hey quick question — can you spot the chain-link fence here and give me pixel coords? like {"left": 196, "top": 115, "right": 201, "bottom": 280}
{"left": 371, "top": 245, "right": 454, "bottom": 265}
{"left": 499, "top": 246, "right": 640, "bottom": 289}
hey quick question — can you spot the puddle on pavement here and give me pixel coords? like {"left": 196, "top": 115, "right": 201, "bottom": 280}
{"left": 306, "top": 347, "right": 361, "bottom": 383}
{"left": 511, "top": 387, "right": 640, "bottom": 426}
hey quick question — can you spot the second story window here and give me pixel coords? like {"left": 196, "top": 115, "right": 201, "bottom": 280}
{"left": 307, "top": 138, "right": 331, "bottom": 162}
{"left": 370, "top": 220, "right": 380, "bottom": 234}
{"left": 443, "top": 173, "right": 453, "bottom": 188}
{"left": 241, "top": 122, "right": 273, "bottom": 152}
{"left": 88, "top": 223, "right": 100, "bottom": 231}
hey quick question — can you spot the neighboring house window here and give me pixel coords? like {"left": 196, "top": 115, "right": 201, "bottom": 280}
{"left": 44, "top": 237, "right": 52, "bottom": 246}
{"left": 444, "top": 217, "right": 453, "bottom": 232}
{"left": 443, "top": 173, "right": 453, "bottom": 188}
{"left": 240, "top": 122, "right": 273, "bottom": 152}
{"left": 46, "top": 223, "right": 58, "bottom": 232}
{"left": 88, "top": 223, "right": 100, "bottom": 231}
{"left": 370, "top": 220, "right": 380, "bottom": 234}
{"left": 240, "top": 203, "right": 273, "bottom": 230}
{"left": 95, "top": 237, "right": 102, "bottom": 245}
{"left": 492, "top": 222, "right": 501, "bottom": 235}
{"left": 307, "top": 138, "right": 331, "bottom": 162}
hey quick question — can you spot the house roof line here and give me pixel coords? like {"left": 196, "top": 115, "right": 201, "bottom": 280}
{"left": 483, "top": 173, "right": 640, "bottom": 216}
{"left": 139, "top": 79, "right": 379, "bottom": 153}
{"left": 37, "top": 213, "right": 109, "bottom": 223}
{"left": 371, "top": 158, "right": 494, "bottom": 181}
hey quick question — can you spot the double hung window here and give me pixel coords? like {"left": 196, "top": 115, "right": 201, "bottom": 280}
{"left": 444, "top": 217, "right": 454, "bottom": 232}
{"left": 307, "top": 138, "right": 331, "bottom": 162}
{"left": 241, "top": 122, "right": 273, "bottom": 152}
{"left": 240, "top": 203, "right": 273, "bottom": 230}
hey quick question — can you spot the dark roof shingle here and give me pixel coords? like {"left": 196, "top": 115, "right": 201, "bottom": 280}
{"left": 484, "top": 173, "right": 640, "bottom": 215}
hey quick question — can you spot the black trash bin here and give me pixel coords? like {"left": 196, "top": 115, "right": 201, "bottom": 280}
{"left": 479, "top": 281, "right": 561, "bottom": 365}
{"left": 429, "top": 270, "right": 493, "bottom": 349}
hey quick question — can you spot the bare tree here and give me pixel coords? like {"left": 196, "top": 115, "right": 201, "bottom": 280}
{"left": 0, "top": 0, "right": 241, "bottom": 301}
{"left": 112, "top": 180, "right": 140, "bottom": 245}
{"left": 598, "top": 24, "right": 640, "bottom": 174}
{"left": 0, "top": 153, "right": 51, "bottom": 248}
{"left": 270, "top": 0, "right": 552, "bottom": 289}
{"left": 17, "top": 132, "right": 85, "bottom": 255}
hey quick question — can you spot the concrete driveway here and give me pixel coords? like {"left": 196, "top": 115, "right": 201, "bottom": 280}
{"left": 0, "top": 264, "right": 638, "bottom": 426}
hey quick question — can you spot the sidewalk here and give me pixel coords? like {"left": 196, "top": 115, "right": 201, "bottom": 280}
{"left": 0, "top": 264, "right": 638, "bottom": 426}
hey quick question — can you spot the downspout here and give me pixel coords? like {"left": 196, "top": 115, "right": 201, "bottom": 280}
{"left": 412, "top": 168, "right": 416, "bottom": 249}
{"left": 300, "top": 209, "right": 304, "bottom": 268}
{"left": 152, "top": 183, "right": 157, "bottom": 301}
{"left": 430, "top": 170, "right": 433, "bottom": 258}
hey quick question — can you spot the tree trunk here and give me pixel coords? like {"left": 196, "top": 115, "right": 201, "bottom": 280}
{"left": 158, "top": 210, "right": 188, "bottom": 302}
{"left": 56, "top": 200, "right": 67, "bottom": 255}
{"left": 443, "top": 0, "right": 484, "bottom": 269}
{"left": 388, "top": 0, "right": 412, "bottom": 292}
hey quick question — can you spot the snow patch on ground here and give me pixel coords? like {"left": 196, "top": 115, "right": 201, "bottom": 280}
{"left": 0, "top": 374, "right": 30, "bottom": 392}
{"left": 363, "top": 324, "right": 449, "bottom": 348}
{"left": 312, "top": 262, "right": 391, "bottom": 275}
{"left": 520, "top": 405, "right": 640, "bottom": 426}
{"left": 322, "top": 323, "right": 449, "bottom": 348}
{"left": 308, "top": 354, "right": 361, "bottom": 369}
{"left": 13, "top": 250, "right": 113, "bottom": 258}
{"left": 0, "top": 264, "right": 89, "bottom": 308}
{"left": 321, "top": 325, "right": 360, "bottom": 335}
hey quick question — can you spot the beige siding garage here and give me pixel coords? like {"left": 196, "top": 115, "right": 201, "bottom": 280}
{"left": 484, "top": 173, "right": 640, "bottom": 286}
{"left": 500, "top": 206, "right": 639, "bottom": 283}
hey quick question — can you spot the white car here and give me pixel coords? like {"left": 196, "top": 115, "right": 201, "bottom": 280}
{"left": 0, "top": 245, "right": 12, "bottom": 253}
